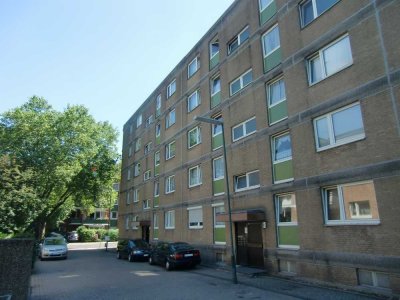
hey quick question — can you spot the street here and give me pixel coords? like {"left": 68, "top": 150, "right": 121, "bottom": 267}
{"left": 30, "top": 244, "right": 384, "bottom": 300}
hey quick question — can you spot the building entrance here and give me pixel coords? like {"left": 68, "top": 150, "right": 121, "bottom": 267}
{"left": 141, "top": 225, "right": 150, "bottom": 243}
{"left": 235, "top": 222, "right": 264, "bottom": 267}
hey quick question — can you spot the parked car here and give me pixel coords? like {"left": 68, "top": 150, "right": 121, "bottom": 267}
{"left": 38, "top": 237, "right": 68, "bottom": 260}
{"left": 116, "top": 239, "right": 150, "bottom": 262}
{"left": 148, "top": 242, "right": 201, "bottom": 271}
{"left": 67, "top": 231, "right": 79, "bottom": 242}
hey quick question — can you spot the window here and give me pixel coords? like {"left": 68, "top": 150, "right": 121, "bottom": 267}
{"left": 211, "top": 75, "right": 221, "bottom": 96}
{"left": 165, "top": 175, "right": 175, "bottom": 194}
{"left": 165, "top": 141, "right": 176, "bottom": 160}
{"left": 167, "top": 79, "right": 176, "bottom": 98}
{"left": 300, "top": 0, "right": 339, "bottom": 27}
{"left": 128, "top": 145, "right": 132, "bottom": 157}
{"left": 188, "top": 57, "right": 199, "bottom": 78}
{"left": 135, "top": 138, "right": 141, "bottom": 152}
{"left": 212, "top": 115, "right": 223, "bottom": 137}
{"left": 210, "top": 40, "right": 219, "bottom": 59}
{"left": 155, "top": 151, "right": 160, "bottom": 167}
{"left": 187, "top": 90, "right": 201, "bottom": 112}
{"left": 111, "top": 211, "right": 118, "bottom": 219}
{"left": 358, "top": 270, "right": 390, "bottom": 290}
{"left": 262, "top": 24, "right": 280, "bottom": 57}
{"left": 188, "top": 165, "right": 202, "bottom": 188}
{"left": 322, "top": 181, "right": 379, "bottom": 225}
{"left": 232, "top": 117, "right": 256, "bottom": 142}
{"left": 136, "top": 114, "right": 142, "bottom": 128}
{"left": 213, "top": 204, "right": 225, "bottom": 228}
{"left": 188, "top": 206, "right": 203, "bottom": 229}
{"left": 165, "top": 210, "right": 175, "bottom": 229}
{"left": 259, "top": 0, "right": 273, "bottom": 12}
{"left": 267, "top": 77, "right": 286, "bottom": 107}
{"left": 213, "top": 156, "right": 224, "bottom": 180}
{"left": 166, "top": 109, "right": 176, "bottom": 128}
{"left": 144, "top": 142, "right": 152, "bottom": 155}
{"left": 129, "top": 124, "right": 133, "bottom": 134}
{"left": 126, "top": 191, "right": 131, "bottom": 204}
{"left": 125, "top": 216, "right": 129, "bottom": 230}
{"left": 133, "top": 189, "right": 139, "bottom": 203}
{"left": 228, "top": 26, "right": 250, "bottom": 55}
{"left": 230, "top": 69, "right": 253, "bottom": 96}
{"left": 127, "top": 169, "right": 131, "bottom": 181}
{"left": 155, "top": 123, "right": 161, "bottom": 138}
{"left": 307, "top": 34, "right": 352, "bottom": 85}
{"left": 279, "top": 260, "right": 297, "bottom": 274}
{"left": 144, "top": 170, "right": 151, "bottom": 181}
{"left": 145, "top": 115, "right": 154, "bottom": 128}
{"left": 153, "top": 213, "right": 159, "bottom": 234}
{"left": 131, "top": 215, "right": 139, "bottom": 230}
{"left": 314, "top": 102, "right": 365, "bottom": 151}
{"left": 188, "top": 126, "right": 201, "bottom": 148}
{"left": 276, "top": 194, "right": 298, "bottom": 224}
{"left": 134, "top": 163, "right": 141, "bottom": 177}
{"left": 234, "top": 170, "right": 260, "bottom": 192}
{"left": 156, "top": 94, "right": 161, "bottom": 115}
{"left": 272, "top": 133, "right": 292, "bottom": 163}
{"left": 143, "top": 199, "right": 150, "bottom": 210}
{"left": 154, "top": 181, "right": 160, "bottom": 197}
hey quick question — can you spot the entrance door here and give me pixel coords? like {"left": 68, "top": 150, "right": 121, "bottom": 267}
{"left": 235, "top": 222, "right": 264, "bottom": 267}
{"left": 141, "top": 225, "right": 150, "bottom": 243}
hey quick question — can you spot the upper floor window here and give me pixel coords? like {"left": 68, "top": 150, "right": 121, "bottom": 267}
{"left": 272, "top": 132, "right": 292, "bottom": 163}
{"left": 262, "top": 24, "right": 280, "bottom": 58}
{"left": 187, "top": 90, "right": 201, "bottom": 112}
{"left": 144, "top": 170, "right": 151, "bottom": 181}
{"left": 213, "top": 115, "right": 223, "bottom": 137}
{"left": 155, "top": 123, "right": 161, "bottom": 138}
{"left": 165, "top": 175, "right": 175, "bottom": 194}
{"left": 259, "top": 0, "right": 273, "bottom": 12}
{"left": 211, "top": 75, "right": 221, "bottom": 96}
{"left": 144, "top": 142, "right": 152, "bottom": 155}
{"left": 126, "top": 191, "right": 131, "bottom": 204}
{"left": 166, "top": 109, "right": 176, "bottom": 128}
{"left": 136, "top": 114, "right": 142, "bottom": 128}
{"left": 133, "top": 189, "right": 139, "bottom": 203}
{"left": 234, "top": 170, "right": 260, "bottom": 192}
{"left": 156, "top": 94, "right": 161, "bottom": 114}
{"left": 154, "top": 151, "right": 160, "bottom": 167}
{"left": 228, "top": 26, "right": 250, "bottom": 55}
{"left": 143, "top": 199, "right": 150, "bottom": 210}
{"left": 300, "top": 0, "right": 339, "bottom": 27}
{"left": 314, "top": 102, "right": 364, "bottom": 151}
{"left": 167, "top": 79, "right": 176, "bottom": 98}
{"left": 322, "top": 181, "right": 379, "bottom": 225}
{"left": 230, "top": 69, "right": 253, "bottom": 96}
{"left": 134, "top": 163, "right": 141, "bottom": 177}
{"left": 213, "top": 156, "right": 224, "bottom": 181}
{"left": 145, "top": 115, "right": 154, "bottom": 128}
{"left": 134, "top": 138, "right": 141, "bottom": 152}
{"left": 267, "top": 77, "right": 286, "bottom": 107}
{"left": 188, "top": 165, "right": 202, "bottom": 188}
{"left": 232, "top": 117, "right": 256, "bottom": 142}
{"left": 307, "top": 34, "right": 352, "bottom": 85}
{"left": 128, "top": 145, "right": 132, "bottom": 157}
{"left": 188, "top": 126, "right": 201, "bottom": 149}
{"left": 188, "top": 57, "right": 200, "bottom": 78}
{"left": 210, "top": 40, "right": 219, "bottom": 59}
{"left": 165, "top": 141, "right": 176, "bottom": 160}
{"left": 154, "top": 181, "right": 160, "bottom": 197}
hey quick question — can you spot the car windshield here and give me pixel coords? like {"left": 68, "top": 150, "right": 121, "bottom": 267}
{"left": 133, "top": 240, "right": 149, "bottom": 248}
{"left": 44, "top": 239, "right": 65, "bottom": 246}
{"left": 171, "top": 243, "right": 193, "bottom": 251}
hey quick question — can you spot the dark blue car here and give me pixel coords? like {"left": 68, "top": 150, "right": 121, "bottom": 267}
{"left": 117, "top": 239, "right": 150, "bottom": 262}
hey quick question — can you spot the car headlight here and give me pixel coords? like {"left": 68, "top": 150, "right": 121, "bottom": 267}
{"left": 133, "top": 250, "right": 142, "bottom": 255}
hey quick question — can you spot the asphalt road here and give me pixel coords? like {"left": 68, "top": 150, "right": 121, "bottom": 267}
{"left": 30, "top": 245, "right": 297, "bottom": 300}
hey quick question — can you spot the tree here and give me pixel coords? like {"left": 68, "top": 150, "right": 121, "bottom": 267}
{"left": 0, "top": 96, "right": 120, "bottom": 238}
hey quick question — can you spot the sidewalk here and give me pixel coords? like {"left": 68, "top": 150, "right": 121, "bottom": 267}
{"left": 192, "top": 264, "right": 393, "bottom": 300}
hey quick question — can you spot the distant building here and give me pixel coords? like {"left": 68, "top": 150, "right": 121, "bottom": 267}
{"left": 119, "top": 0, "right": 400, "bottom": 295}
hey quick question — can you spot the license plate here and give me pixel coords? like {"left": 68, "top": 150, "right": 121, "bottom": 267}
{"left": 143, "top": 254, "right": 149, "bottom": 257}
{"left": 184, "top": 253, "right": 193, "bottom": 257}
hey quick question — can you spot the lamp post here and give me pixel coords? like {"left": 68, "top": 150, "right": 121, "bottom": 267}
{"left": 195, "top": 116, "right": 238, "bottom": 284}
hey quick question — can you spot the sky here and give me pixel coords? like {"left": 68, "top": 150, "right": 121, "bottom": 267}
{"left": 0, "top": 0, "right": 234, "bottom": 153}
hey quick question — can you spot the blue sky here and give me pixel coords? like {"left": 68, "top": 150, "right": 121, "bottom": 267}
{"left": 0, "top": 0, "right": 234, "bottom": 152}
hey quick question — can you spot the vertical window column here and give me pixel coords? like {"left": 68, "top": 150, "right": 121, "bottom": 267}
{"left": 276, "top": 194, "right": 299, "bottom": 248}
{"left": 267, "top": 77, "right": 287, "bottom": 125}
{"left": 272, "top": 132, "right": 293, "bottom": 183}
{"left": 213, "top": 203, "right": 226, "bottom": 244}
{"left": 259, "top": 0, "right": 276, "bottom": 25}
{"left": 262, "top": 24, "right": 281, "bottom": 73}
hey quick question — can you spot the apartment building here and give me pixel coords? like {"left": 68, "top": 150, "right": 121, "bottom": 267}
{"left": 119, "top": 0, "right": 400, "bottom": 294}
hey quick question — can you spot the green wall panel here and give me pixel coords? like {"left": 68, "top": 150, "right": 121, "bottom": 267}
{"left": 214, "top": 227, "right": 226, "bottom": 243}
{"left": 154, "top": 165, "right": 160, "bottom": 176}
{"left": 260, "top": 1, "right": 276, "bottom": 25}
{"left": 210, "top": 53, "right": 219, "bottom": 70}
{"left": 264, "top": 48, "right": 281, "bottom": 73}
{"left": 156, "top": 136, "right": 161, "bottom": 145}
{"left": 213, "top": 178, "right": 225, "bottom": 195}
{"left": 278, "top": 225, "right": 299, "bottom": 246}
{"left": 156, "top": 108, "right": 161, "bottom": 117}
{"left": 268, "top": 100, "right": 287, "bottom": 125}
{"left": 212, "top": 134, "right": 223, "bottom": 150}
{"left": 153, "top": 228, "right": 159, "bottom": 239}
{"left": 153, "top": 196, "right": 159, "bottom": 207}
{"left": 274, "top": 159, "right": 293, "bottom": 182}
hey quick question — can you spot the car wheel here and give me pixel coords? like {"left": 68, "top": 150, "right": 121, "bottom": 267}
{"left": 128, "top": 253, "right": 134, "bottom": 262}
{"left": 117, "top": 251, "right": 121, "bottom": 259}
{"left": 165, "top": 260, "right": 173, "bottom": 271}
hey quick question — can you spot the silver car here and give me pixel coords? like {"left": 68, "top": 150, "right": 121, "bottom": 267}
{"left": 39, "top": 237, "right": 68, "bottom": 260}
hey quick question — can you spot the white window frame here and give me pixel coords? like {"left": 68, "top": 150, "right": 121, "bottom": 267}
{"left": 156, "top": 94, "right": 161, "bottom": 110}
{"left": 262, "top": 24, "right": 280, "bottom": 58}
{"left": 188, "top": 57, "right": 199, "bottom": 78}
{"left": 187, "top": 206, "right": 203, "bottom": 229}
{"left": 187, "top": 90, "right": 201, "bottom": 112}
{"left": 144, "top": 142, "right": 152, "bottom": 155}
{"left": 276, "top": 193, "right": 299, "bottom": 249}
{"left": 143, "top": 170, "right": 151, "bottom": 181}
{"left": 145, "top": 115, "right": 154, "bottom": 128}
{"left": 313, "top": 102, "right": 365, "bottom": 151}
{"left": 165, "top": 141, "right": 176, "bottom": 160}
{"left": 167, "top": 79, "right": 176, "bottom": 98}
{"left": 267, "top": 76, "right": 286, "bottom": 108}
{"left": 154, "top": 151, "right": 160, "bottom": 167}
{"left": 154, "top": 181, "right": 160, "bottom": 197}
{"left": 230, "top": 69, "right": 253, "bottom": 96}
{"left": 272, "top": 132, "right": 292, "bottom": 164}
{"left": 232, "top": 117, "right": 256, "bottom": 142}
{"left": 234, "top": 170, "right": 260, "bottom": 192}
{"left": 134, "top": 138, "right": 141, "bottom": 152}
{"left": 133, "top": 189, "right": 139, "bottom": 203}
{"left": 307, "top": 34, "right": 353, "bottom": 85}
{"left": 211, "top": 74, "right": 221, "bottom": 97}
{"left": 358, "top": 270, "right": 390, "bottom": 290}
{"left": 111, "top": 211, "right": 118, "bottom": 219}
{"left": 166, "top": 109, "right": 176, "bottom": 128}
{"left": 259, "top": 0, "right": 274, "bottom": 12}
{"left": 213, "top": 156, "right": 225, "bottom": 181}
{"left": 165, "top": 175, "right": 175, "bottom": 194}
{"left": 155, "top": 123, "right": 161, "bottom": 138}
{"left": 188, "top": 126, "right": 201, "bottom": 149}
{"left": 131, "top": 215, "right": 139, "bottom": 230}
{"left": 210, "top": 39, "right": 219, "bottom": 59}
{"left": 165, "top": 210, "right": 175, "bottom": 229}
{"left": 143, "top": 199, "right": 150, "bottom": 210}
{"left": 126, "top": 191, "right": 131, "bottom": 204}
{"left": 134, "top": 163, "right": 141, "bottom": 177}
{"left": 322, "top": 181, "right": 380, "bottom": 226}
{"left": 188, "top": 165, "right": 202, "bottom": 188}
{"left": 136, "top": 114, "right": 142, "bottom": 128}
{"left": 228, "top": 26, "right": 250, "bottom": 55}
{"left": 299, "top": 0, "right": 339, "bottom": 28}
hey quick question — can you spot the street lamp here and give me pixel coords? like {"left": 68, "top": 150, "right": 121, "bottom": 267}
{"left": 195, "top": 116, "right": 238, "bottom": 284}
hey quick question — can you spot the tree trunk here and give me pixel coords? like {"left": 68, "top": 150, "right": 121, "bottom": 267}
{"left": 34, "top": 220, "right": 46, "bottom": 240}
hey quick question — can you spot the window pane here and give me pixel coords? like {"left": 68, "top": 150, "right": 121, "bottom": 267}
{"left": 264, "top": 26, "right": 280, "bottom": 55}
{"left": 211, "top": 42, "right": 219, "bottom": 57}
{"left": 323, "top": 36, "right": 352, "bottom": 76}
{"left": 309, "top": 55, "right": 323, "bottom": 83}
{"left": 213, "top": 158, "right": 224, "bottom": 179}
{"left": 236, "top": 176, "right": 247, "bottom": 190}
{"left": 316, "top": 0, "right": 339, "bottom": 15}
{"left": 242, "top": 70, "right": 253, "bottom": 87}
{"left": 213, "top": 117, "right": 223, "bottom": 135}
{"left": 260, "top": 0, "right": 272, "bottom": 11}
{"left": 212, "top": 77, "right": 221, "bottom": 94}
{"left": 269, "top": 78, "right": 286, "bottom": 106}
{"left": 278, "top": 194, "right": 297, "bottom": 223}
{"left": 376, "top": 272, "right": 390, "bottom": 289}
{"left": 231, "top": 79, "right": 241, "bottom": 95}
{"left": 229, "top": 38, "right": 239, "bottom": 54}
{"left": 189, "top": 168, "right": 200, "bottom": 185}
{"left": 245, "top": 118, "right": 256, "bottom": 134}
{"left": 248, "top": 171, "right": 260, "bottom": 187}
{"left": 332, "top": 104, "right": 364, "bottom": 142}
{"left": 274, "top": 134, "right": 292, "bottom": 161}
{"left": 301, "top": 0, "right": 314, "bottom": 26}
{"left": 342, "top": 182, "right": 379, "bottom": 220}
{"left": 188, "top": 60, "right": 197, "bottom": 77}
{"left": 215, "top": 206, "right": 225, "bottom": 227}
{"left": 233, "top": 125, "right": 244, "bottom": 140}
{"left": 316, "top": 118, "right": 330, "bottom": 148}
{"left": 326, "top": 188, "right": 341, "bottom": 221}
{"left": 358, "top": 270, "right": 374, "bottom": 286}
{"left": 239, "top": 28, "right": 249, "bottom": 43}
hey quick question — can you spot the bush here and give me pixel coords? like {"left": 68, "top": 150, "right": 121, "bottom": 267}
{"left": 75, "top": 226, "right": 118, "bottom": 242}
{"left": 107, "top": 229, "right": 118, "bottom": 241}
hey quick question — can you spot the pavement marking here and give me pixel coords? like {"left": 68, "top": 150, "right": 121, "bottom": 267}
{"left": 59, "top": 275, "right": 80, "bottom": 279}
{"left": 129, "top": 271, "right": 159, "bottom": 277}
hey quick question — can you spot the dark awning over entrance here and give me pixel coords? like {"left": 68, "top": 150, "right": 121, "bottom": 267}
{"left": 216, "top": 209, "right": 265, "bottom": 222}
{"left": 139, "top": 220, "right": 151, "bottom": 226}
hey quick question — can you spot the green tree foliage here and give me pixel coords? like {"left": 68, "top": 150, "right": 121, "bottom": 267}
{"left": 0, "top": 96, "right": 120, "bottom": 238}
